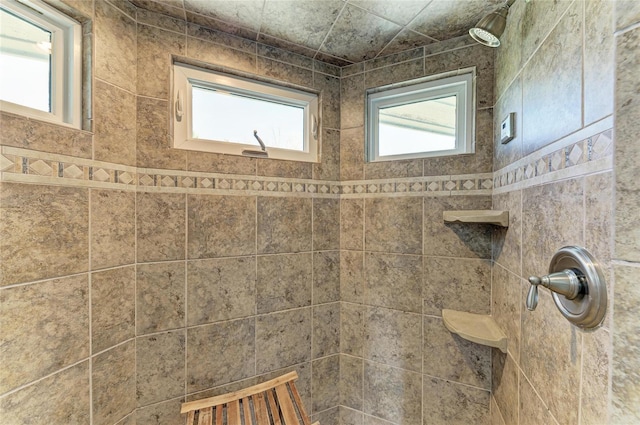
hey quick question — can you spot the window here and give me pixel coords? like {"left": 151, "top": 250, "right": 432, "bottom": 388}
{"left": 367, "top": 71, "right": 475, "bottom": 162}
{"left": 0, "top": 0, "right": 82, "bottom": 128}
{"left": 173, "top": 63, "right": 319, "bottom": 162}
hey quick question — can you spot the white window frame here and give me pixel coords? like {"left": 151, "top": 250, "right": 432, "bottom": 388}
{"left": 366, "top": 71, "right": 475, "bottom": 162}
{"left": 172, "top": 63, "right": 319, "bottom": 163}
{"left": 0, "top": 0, "right": 82, "bottom": 128}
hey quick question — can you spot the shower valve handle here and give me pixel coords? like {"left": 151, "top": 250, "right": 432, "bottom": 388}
{"left": 526, "top": 269, "right": 584, "bottom": 311}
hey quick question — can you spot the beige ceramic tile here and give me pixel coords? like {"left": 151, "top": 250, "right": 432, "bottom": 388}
{"left": 580, "top": 328, "right": 611, "bottom": 425}
{"left": 314, "top": 74, "right": 340, "bottom": 131}
{"left": 423, "top": 316, "right": 491, "bottom": 389}
{"left": 187, "top": 150, "right": 256, "bottom": 175}
{"left": 339, "top": 406, "right": 364, "bottom": 425}
{"left": 136, "top": 262, "right": 185, "bottom": 335}
{"left": 186, "top": 37, "right": 256, "bottom": 74}
{"left": 340, "top": 302, "right": 364, "bottom": 357}
{"left": 491, "top": 264, "right": 522, "bottom": 362}
{"left": 186, "top": 318, "right": 255, "bottom": 393}
{"left": 365, "top": 197, "right": 422, "bottom": 255}
{"left": 423, "top": 195, "right": 492, "bottom": 259}
{"left": 311, "top": 355, "right": 340, "bottom": 413}
{"left": 492, "top": 351, "right": 519, "bottom": 425}
{"left": 365, "top": 158, "right": 423, "bottom": 180}
{"left": 93, "top": 79, "right": 137, "bottom": 166}
{"left": 490, "top": 396, "right": 506, "bottom": 425}
{"left": 340, "top": 74, "right": 365, "bottom": 130}
{"left": 313, "top": 128, "right": 341, "bottom": 181}
{"left": 137, "top": 24, "right": 186, "bottom": 99}
{"left": 423, "top": 256, "right": 491, "bottom": 315}
{"left": 340, "top": 126, "right": 365, "bottom": 180}
{"left": 614, "top": 27, "right": 640, "bottom": 263}
{"left": 0, "top": 275, "right": 89, "bottom": 394}
{"left": 188, "top": 22, "right": 257, "bottom": 52}
{"left": 136, "top": 398, "right": 186, "bottom": 425}
{"left": 584, "top": 0, "right": 614, "bottom": 125}
{"left": 257, "top": 43, "right": 314, "bottom": 69}
{"left": 492, "top": 189, "right": 522, "bottom": 275}
{"left": 137, "top": 192, "right": 186, "bottom": 262}
{"left": 493, "top": 76, "right": 523, "bottom": 171}
{"left": 313, "top": 251, "right": 340, "bottom": 304}
{"left": 256, "top": 158, "right": 313, "bottom": 180}
{"left": 256, "top": 57, "right": 314, "bottom": 88}
{"left": 616, "top": 0, "right": 640, "bottom": 29}
{"left": 256, "top": 253, "right": 311, "bottom": 314}
{"left": 136, "top": 330, "right": 185, "bottom": 407}
{"left": 313, "top": 198, "right": 340, "bottom": 251}
{"left": 519, "top": 373, "right": 559, "bottom": 425}
{"left": 0, "top": 361, "right": 90, "bottom": 424}
{"left": 365, "top": 253, "right": 422, "bottom": 313}
{"left": 422, "top": 376, "right": 490, "bottom": 425}
{"left": 136, "top": 7, "right": 186, "bottom": 32}
{"left": 340, "top": 251, "right": 364, "bottom": 304}
{"left": 255, "top": 308, "right": 311, "bottom": 374}
{"left": 92, "top": 340, "right": 136, "bottom": 425}
{"left": 340, "top": 199, "right": 364, "bottom": 251}
{"left": 0, "top": 183, "right": 88, "bottom": 286}
{"left": 91, "top": 266, "right": 135, "bottom": 353}
{"left": 520, "top": 0, "right": 573, "bottom": 65}
{"left": 521, "top": 290, "right": 582, "bottom": 425}
{"left": 494, "top": 0, "right": 523, "bottom": 99}
{"left": 188, "top": 256, "right": 256, "bottom": 325}
{"left": 612, "top": 264, "right": 640, "bottom": 423}
{"left": 0, "top": 112, "right": 92, "bottom": 158}
{"left": 364, "top": 58, "right": 423, "bottom": 90}
{"left": 136, "top": 96, "right": 187, "bottom": 170}
{"left": 521, "top": 2, "right": 582, "bottom": 155}
{"left": 340, "top": 355, "right": 363, "bottom": 410}
{"left": 363, "top": 361, "right": 422, "bottom": 424}
{"left": 95, "top": 0, "right": 136, "bottom": 92}
{"left": 187, "top": 194, "right": 256, "bottom": 259}
{"left": 257, "top": 197, "right": 312, "bottom": 254}
{"left": 312, "top": 303, "right": 340, "bottom": 358}
{"left": 90, "top": 189, "right": 135, "bottom": 270}
{"left": 521, "top": 178, "right": 584, "bottom": 279}
{"left": 364, "top": 306, "right": 422, "bottom": 373}
{"left": 311, "top": 407, "right": 339, "bottom": 425}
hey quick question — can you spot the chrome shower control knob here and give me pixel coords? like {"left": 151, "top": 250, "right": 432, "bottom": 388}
{"left": 526, "top": 246, "right": 607, "bottom": 329}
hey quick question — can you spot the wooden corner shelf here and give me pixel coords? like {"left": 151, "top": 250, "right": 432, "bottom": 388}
{"left": 443, "top": 210, "right": 509, "bottom": 227}
{"left": 442, "top": 309, "right": 508, "bottom": 353}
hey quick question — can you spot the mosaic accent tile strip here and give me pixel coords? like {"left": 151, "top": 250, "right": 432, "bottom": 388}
{"left": 493, "top": 129, "right": 613, "bottom": 192}
{"left": 1, "top": 126, "right": 612, "bottom": 198}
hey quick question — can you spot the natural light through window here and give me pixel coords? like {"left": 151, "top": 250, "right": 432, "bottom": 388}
{"left": 0, "top": 0, "right": 82, "bottom": 128}
{"left": 173, "top": 63, "right": 319, "bottom": 162}
{"left": 367, "top": 72, "right": 474, "bottom": 161}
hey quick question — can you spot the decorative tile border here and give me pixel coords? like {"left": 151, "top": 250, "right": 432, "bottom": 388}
{"left": 1, "top": 120, "right": 613, "bottom": 198}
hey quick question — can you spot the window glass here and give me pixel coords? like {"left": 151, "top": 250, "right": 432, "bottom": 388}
{"left": 367, "top": 72, "right": 474, "bottom": 162}
{"left": 173, "top": 63, "right": 319, "bottom": 163}
{"left": 0, "top": 8, "right": 52, "bottom": 112}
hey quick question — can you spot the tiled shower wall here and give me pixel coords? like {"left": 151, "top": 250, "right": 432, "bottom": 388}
{"left": 490, "top": 1, "right": 615, "bottom": 424}
{"left": 0, "top": 1, "right": 342, "bottom": 424}
{"left": 611, "top": 1, "right": 640, "bottom": 423}
{"left": 336, "top": 38, "right": 496, "bottom": 425}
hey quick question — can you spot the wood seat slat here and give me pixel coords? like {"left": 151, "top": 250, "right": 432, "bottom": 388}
{"left": 215, "top": 405, "right": 223, "bottom": 425}
{"left": 288, "top": 382, "right": 311, "bottom": 425}
{"left": 198, "top": 407, "right": 213, "bottom": 425}
{"left": 266, "top": 389, "right": 282, "bottom": 425}
{"left": 242, "top": 397, "right": 253, "bottom": 425}
{"left": 274, "top": 384, "right": 298, "bottom": 424}
{"left": 254, "top": 392, "right": 270, "bottom": 424}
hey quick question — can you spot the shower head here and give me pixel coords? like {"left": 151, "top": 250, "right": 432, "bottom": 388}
{"left": 469, "top": 1, "right": 514, "bottom": 48}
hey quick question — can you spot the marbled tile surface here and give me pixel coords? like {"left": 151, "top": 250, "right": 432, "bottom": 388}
{"left": 340, "top": 355, "right": 363, "bottom": 410}
{"left": 136, "top": 398, "right": 185, "bottom": 425}
{"left": 188, "top": 256, "right": 256, "bottom": 325}
{"left": 422, "top": 376, "right": 490, "bottom": 425}
{"left": 137, "top": 24, "right": 185, "bottom": 100}
{"left": 256, "top": 308, "right": 311, "bottom": 374}
{"left": 187, "top": 318, "right": 255, "bottom": 392}
{"left": 365, "top": 197, "right": 422, "bottom": 255}
{"left": 365, "top": 253, "right": 422, "bottom": 313}
{"left": 340, "top": 198, "right": 364, "bottom": 250}
{"left": 95, "top": 0, "right": 136, "bottom": 92}
{"left": 257, "top": 197, "right": 312, "bottom": 254}
{"left": 136, "top": 96, "right": 187, "bottom": 170}
{"left": 313, "top": 128, "right": 341, "bottom": 182}
{"left": 363, "top": 361, "right": 422, "bottom": 424}
{"left": 423, "top": 257, "right": 491, "bottom": 315}
{"left": 136, "top": 330, "right": 185, "bottom": 407}
{"left": 137, "top": 192, "right": 186, "bottom": 262}
{"left": 90, "top": 189, "right": 135, "bottom": 270}
{"left": 340, "top": 251, "right": 364, "bottom": 304}
{"left": 312, "top": 302, "right": 340, "bottom": 358}
{"left": 187, "top": 195, "right": 256, "bottom": 259}
{"left": 0, "top": 361, "right": 90, "bottom": 424}
{"left": 340, "top": 302, "right": 364, "bottom": 357}
{"left": 584, "top": 0, "right": 614, "bottom": 125}
{"left": 93, "top": 79, "right": 136, "bottom": 166}
{"left": 423, "top": 316, "right": 491, "bottom": 389}
{"left": 91, "top": 266, "right": 135, "bottom": 353}
{"left": 0, "top": 183, "right": 88, "bottom": 286}
{"left": 581, "top": 328, "right": 611, "bottom": 425}
{"left": 491, "top": 264, "right": 522, "bottom": 362}
{"left": 0, "top": 275, "right": 89, "bottom": 394}
{"left": 492, "top": 189, "right": 522, "bottom": 275}
{"left": 93, "top": 341, "right": 136, "bottom": 425}
{"left": 492, "top": 351, "right": 519, "bottom": 425}
{"left": 257, "top": 253, "right": 311, "bottom": 314}
{"left": 311, "top": 355, "right": 340, "bottom": 412}
{"left": 136, "top": 261, "right": 185, "bottom": 335}
{"left": 313, "top": 198, "right": 340, "bottom": 251}
{"left": 313, "top": 251, "right": 340, "bottom": 304}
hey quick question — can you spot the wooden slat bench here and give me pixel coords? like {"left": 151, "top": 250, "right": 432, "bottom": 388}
{"left": 181, "top": 371, "right": 319, "bottom": 425}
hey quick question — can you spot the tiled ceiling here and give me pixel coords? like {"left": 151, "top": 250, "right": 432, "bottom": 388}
{"left": 131, "top": 0, "right": 502, "bottom": 65}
